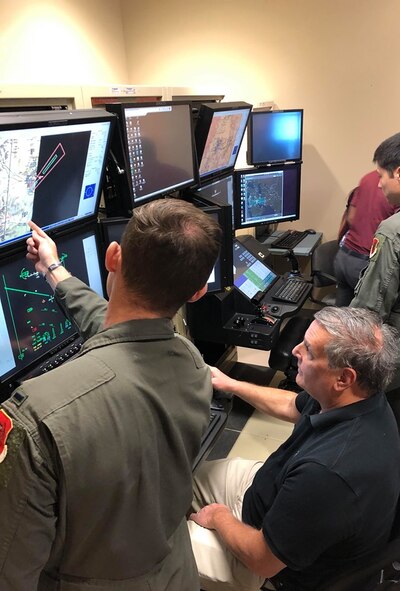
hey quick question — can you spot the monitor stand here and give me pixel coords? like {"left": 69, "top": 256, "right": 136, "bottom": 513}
{"left": 255, "top": 224, "right": 274, "bottom": 242}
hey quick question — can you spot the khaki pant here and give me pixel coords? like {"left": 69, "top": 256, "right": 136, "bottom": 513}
{"left": 188, "top": 458, "right": 265, "bottom": 591}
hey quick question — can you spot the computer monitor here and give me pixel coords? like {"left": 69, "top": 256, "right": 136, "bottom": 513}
{"left": 99, "top": 216, "right": 130, "bottom": 246}
{"left": 247, "top": 109, "right": 303, "bottom": 166}
{"left": 105, "top": 101, "right": 198, "bottom": 210}
{"left": 0, "top": 223, "right": 105, "bottom": 396}
{"left": 233, "top": 163, "right": 301, "bottom": 230}
{"left": 233, "top": 238, "right": 278, "bottom": 301}
{"left": 187, "top": 196, "right": 233, "bottom": 293}
{"left": 195, "top": 101, "right": 252, "bottom": 184}
{"left": 194, "top": 174, "right": 235, "bottom": 227}
{"left": 0, "top": 108, "right": 114, "bottom": 252}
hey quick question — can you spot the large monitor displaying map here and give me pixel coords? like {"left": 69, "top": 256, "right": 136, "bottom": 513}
{"left": 233, "top": 163, "right": 301, "bottom": 230}
{"left": 0, "top": 109, "right": 114, "bottom": 251}
{"left": 195, "top": 102, "right": 252, "bottom": 185}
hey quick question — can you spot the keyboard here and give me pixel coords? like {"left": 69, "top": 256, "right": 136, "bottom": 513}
{"left": 272, "top": 279, "right": 311, "bottom": 304}
{"left": 271, "top": 230, "right": 309, "bottom": 250}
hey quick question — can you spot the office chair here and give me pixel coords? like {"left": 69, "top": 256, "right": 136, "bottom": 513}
{"left": 310, "top": 239, "right": 339, "bottom": 307}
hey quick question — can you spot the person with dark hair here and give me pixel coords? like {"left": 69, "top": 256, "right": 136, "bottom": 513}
{"left": 188, "top": 307, "right": 400, "bottom": 591}
{"left": 334, "top": 170, "right": 396, "bottom": 306}
{"left": 351, "top": 132, "right": 400, "bottom": 398}
{"left": 0, "top": 198, "right": 222, "bottom": 590}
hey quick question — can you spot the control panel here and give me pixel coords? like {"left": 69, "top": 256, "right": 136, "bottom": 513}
{"left": 224, "top": 313, "right": 281, "bottom": 350}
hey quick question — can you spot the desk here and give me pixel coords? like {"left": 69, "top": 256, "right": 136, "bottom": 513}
{"left": 261, "top": 230, "right": 323, "bottom": 257}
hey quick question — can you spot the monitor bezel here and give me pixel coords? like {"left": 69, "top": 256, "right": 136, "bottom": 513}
{"left": 246, "top": 108, "right": 304, "bottom": 166}
{"left": 105, "top": 101, "right": 199, "bottom": 208}
{"left": 0, "top": 108, "right": 115, "bottom": 253}
{"left": 233, "top": 163, "right": 302, "bottom": 230}
{"left": 195, "top": 101, "right": 252, "bottom": 186}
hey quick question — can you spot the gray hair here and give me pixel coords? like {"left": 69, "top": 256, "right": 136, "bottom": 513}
{"left": 314, "top": 307, "right": 398, "bottom": 396}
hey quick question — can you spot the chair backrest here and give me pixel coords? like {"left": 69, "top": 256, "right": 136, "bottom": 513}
{"left": 311, "top": 240, "right": 339, "bottom": 288}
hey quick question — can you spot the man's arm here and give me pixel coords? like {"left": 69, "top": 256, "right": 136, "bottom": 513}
{"left": 26, "top": 221, "right": 107, "bottom": 338}
{"left": 351, "top": 229, "right": 400, "bottom": 321}
{"left": 0, "top": 413, "right": 57, "bottom": 588}
{"left": 211, "top": 367, "right": 301, "bottom": 423}
{"left": 189, "top": 504, "right": 286, "bottom": 579}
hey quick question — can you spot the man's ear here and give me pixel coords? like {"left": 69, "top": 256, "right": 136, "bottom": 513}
{"left": 336, "top": 367, "right": 357, "bottom": 391}
{"left": 395, "top": 166, "right": 400, "bottom": 181}
{"left": 105, "top": 241, "right": 121, "bottom": 273}
{"left": 188, "top": 284, "right": 208, "bottom": 303}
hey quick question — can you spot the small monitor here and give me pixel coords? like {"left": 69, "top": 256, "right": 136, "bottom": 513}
{"left": 233, "top": 239, "right": 278, "bottom": 301}
{"left": 247, "top": 109, "right": 303, "bottom": 166}
{"left": 233, "top": 163, "right": 301, "bottom": 230}
{"left": 184, "top": 196, "right": 233, "bottom": 293}
{"left": 195, "top": 101, "right": 252, "bottom": 184}
{"left": 0, "top": 109, "right": 114, "bottom": 251}
{"left": 106, "top": 101, "right": 198, "bottom": 208}
{"left": 195, "top": 174, "right": 235, "bottom": 227}
{"left": 0, "top": 223, "right": 105, "bottom": 395}
{"left": 99, "top": 216, "right": 130, "bottom": 246}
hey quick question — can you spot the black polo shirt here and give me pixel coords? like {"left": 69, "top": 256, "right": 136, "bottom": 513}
{"left": 242, "top": 391, "right": 400, "bottom": 590}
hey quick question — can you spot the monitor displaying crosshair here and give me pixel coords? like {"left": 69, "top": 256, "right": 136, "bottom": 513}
{"left": 105, "top": 101, "right": 198, "bottom": 207}
{"left": 233, "top": 163, "right": 301, "bottom": 230}
{"left": 0, "top": 108, "right": 114, "bottom": 251}
{"left": 195, "top": 101, "right": 252, "bottom": 184}
{"left": 0, "top": 224, "right": 105, "bottom": 392}
{"left": 247, "top": 109, "right": 303, "bottom": 166}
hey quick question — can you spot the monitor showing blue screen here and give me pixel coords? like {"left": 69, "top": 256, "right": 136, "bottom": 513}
{"left": 247, "top": 109, "right": 303, "bottom": 166}
{"left": 0, "top": 109, "right": 114, "bottom": 251}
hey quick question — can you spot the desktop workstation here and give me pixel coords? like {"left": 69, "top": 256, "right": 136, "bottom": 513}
{"left": 0, "top": 99, "right": 319, "bottom": 469}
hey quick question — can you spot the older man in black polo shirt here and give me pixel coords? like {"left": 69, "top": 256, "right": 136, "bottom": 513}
{"left": 188, "top": 307, "right": 400, "bottom": 591}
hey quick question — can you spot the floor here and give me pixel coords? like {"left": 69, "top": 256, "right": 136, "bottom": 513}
{"left": 207, "top": 346, "right": 294, "bottom": 463}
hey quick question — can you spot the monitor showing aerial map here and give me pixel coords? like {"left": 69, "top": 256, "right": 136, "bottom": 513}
{"left": 195, "top": 101, "right": 252, "bottom": 185}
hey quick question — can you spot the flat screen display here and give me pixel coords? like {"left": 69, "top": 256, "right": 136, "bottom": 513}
{"left": 247, "top": 109, "right": 303, "bottom": 165}
{"left": 196, "top": 174, "right": 234, "bottom": 226}
{"left": 234, "top": 163, "right": 301, "bottom": 230}
{"left": 0, "top": 109, "right": 114, "bottom": 250}
{"left": 233, "top": 239, "right": 278, "bottom": 300}
{"left": 0, "top": 224, "right": 105, "bottom": 389}
{"left": 195, "top": 102, "right": 252, "bottom": 184}
{"left": 106, "top": 102, "right": 198, "bottom": 205}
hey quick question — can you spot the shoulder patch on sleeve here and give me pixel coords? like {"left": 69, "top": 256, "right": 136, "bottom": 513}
{"left": 0, "top": 414, "right": 26, "bottom": 489}
{"left": 370, "top": 235, "right": 385, "bottom": 259}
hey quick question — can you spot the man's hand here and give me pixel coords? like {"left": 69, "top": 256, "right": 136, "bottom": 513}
{"left": 210, "top": 366, "right": 238, "bottom": 394}
{"left": 26, "top": 221, "right": 70, "bottom": 290}
{"left": 26, "top": 221, "right": 60, "bottom": 276}
{"left": 189, "top": 504, "right": 232, "bottom": 530}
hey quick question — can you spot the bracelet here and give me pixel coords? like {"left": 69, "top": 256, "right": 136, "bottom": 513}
{"left": 47, "top": 261, "right": 63, "bottom": 273}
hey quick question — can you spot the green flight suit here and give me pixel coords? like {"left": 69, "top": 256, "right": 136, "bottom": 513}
{"left": 0, "top": 277, "right": 212, "bottom": 590}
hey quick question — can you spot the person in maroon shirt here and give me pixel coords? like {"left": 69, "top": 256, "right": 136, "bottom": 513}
{"left": 334, "top": 170, "right": 396, "bottom": 306}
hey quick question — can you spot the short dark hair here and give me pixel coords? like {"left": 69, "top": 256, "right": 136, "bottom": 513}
{"left": 120, "top": 198, "right": 222, "bottom": 317}
{"left": 373, "top": 132, "right": 400, "bottom": 174}
{"left": 314, "top": 307, "right": 398, "bottom": 396}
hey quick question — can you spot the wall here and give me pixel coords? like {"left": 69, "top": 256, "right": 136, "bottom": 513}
{"left": 120, "top": 0, "right": 400, "bottom": 240}
{"left": 0, "top": 0, "right": 129, "bottom": 85}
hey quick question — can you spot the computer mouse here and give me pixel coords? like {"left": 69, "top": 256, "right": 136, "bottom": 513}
{"left": 305, "top": 228, "right": 316, "bottom": 234}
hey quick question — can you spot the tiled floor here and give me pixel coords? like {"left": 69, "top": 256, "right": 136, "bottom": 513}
{"left": 208, "top": 346, "right": 294, "bottom": 462}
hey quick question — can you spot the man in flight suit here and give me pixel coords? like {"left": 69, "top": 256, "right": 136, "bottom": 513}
{"left": 0, "top": 198, "right": 221, "bottom": 590}
{"left": 351, "top": 132, "right": 400, "bottom": 409}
